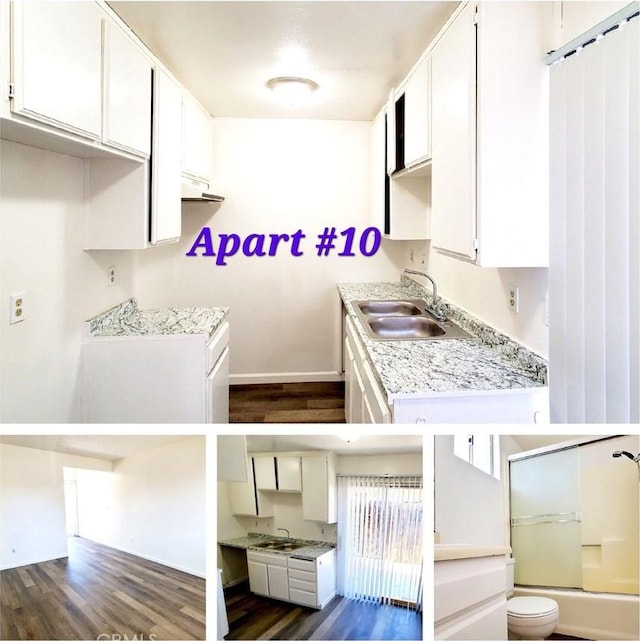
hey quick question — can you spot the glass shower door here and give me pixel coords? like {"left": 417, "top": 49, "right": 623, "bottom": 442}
{"left": 510, "top": 447, "right": 583, "bottom": 588}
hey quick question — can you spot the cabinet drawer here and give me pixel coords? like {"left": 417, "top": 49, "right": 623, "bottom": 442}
{"left": 345, "top": 315, "right": 366, "bottom": 361}
{"left": 288, "top": 557, "right": 316, "bottom": 572}
{"left": 289, "top": 588, "right": 318, "bottom": 608}
{"left": 206, "top": 321, "right": 229, "bottom": 373}
{"left": 288, "top": 568, "right": 315, "bottom": 582}
{"left": 289, "top": 577, "right": 316, "bottom": 593}
{"left": 246, "top": 551, "right": 288, "bottom": 567}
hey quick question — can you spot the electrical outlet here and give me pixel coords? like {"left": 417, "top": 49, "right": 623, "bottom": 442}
{"left": 409, "top": 249, "right": 414, "bottom": 265}
{"left": 508, "top": 285, "right": 520, "bottom": 314}
{"left": 9, "top": 292, "right": 25, "bottom": 324}
{"left": 108, "top": 265, "right": 116, "bottom": 286}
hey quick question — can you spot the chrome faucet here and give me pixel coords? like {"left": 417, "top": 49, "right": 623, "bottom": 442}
{"left": 403, "top": 268, "right": 447, "bottom": 322}
{"left": 277, "top": 528, "right": 291, "bottom": 540}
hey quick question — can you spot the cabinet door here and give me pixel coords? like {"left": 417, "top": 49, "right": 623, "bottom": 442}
{"left": 404, "top": 56, "right": 431, "bottom": 167}
{"left": 151, "top": 68, "right": 182, "bottom": 244}
{"left": 206, "top": 346, "right": 229, "bottom": 423}
{"left": 276, "top": 456, "right": 302, "bottom": 492}
{"left": 182, "top": 94, "right": 213, "bottom": 182}
{"left": 302, "top": 456, "right": 328, "bottom": 521}
{"left": 103, "top": 21, "right": 152, "bottom": 156}
{"left": 11, "top": 1, "right": 102, "bottom": 138}
{"left": 431, "top": 2, "right": 477, "bottom": 260}
{"left": 362, "top": 361, "right": 392, "bottom": 424}
{"left": 248, "top": 561, "right": 269, "bottom": 596}
{"left": 227, "top": 458, "right": 257, "bottom": 516}
{"left": 254, "top": 457, "right": 277, "bottom": 491}
{"left": 267, "top": 565, "right": 290, "bottom": 601}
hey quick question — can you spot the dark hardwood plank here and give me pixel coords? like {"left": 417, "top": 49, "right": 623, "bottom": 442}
{"left": 229, "top": 382, "right": 345, "bottom": 423}
{"left": 224, "top": 588, "right": 422, "bottom": 640}
{"left": 0, "top": 537, "right": 205, "bottom": 640}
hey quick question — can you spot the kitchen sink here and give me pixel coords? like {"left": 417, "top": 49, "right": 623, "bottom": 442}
{"left": 369, "top": 316, "right": 446, "bottom": 339}
{"left": 352, "top": 299, "right": 472, "bottom": 341}
{"left": 357, "top": 300, "right": 422, "bottom": 316}
{"left": 251, "top": 540, "right": 304, "bottom": 551}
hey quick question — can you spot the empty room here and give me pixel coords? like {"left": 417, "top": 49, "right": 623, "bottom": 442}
{"left": 0, "top": 435, "right": 205, "bottom": 640}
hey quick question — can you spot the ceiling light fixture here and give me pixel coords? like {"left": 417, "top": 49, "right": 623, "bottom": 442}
{"left": 267, "top": 76, "right": 318, "bottom": 108}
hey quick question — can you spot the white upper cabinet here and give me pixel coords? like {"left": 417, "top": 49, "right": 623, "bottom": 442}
{"left": 403, "top": 55, "right": 432, "bottom": 168}
{"left": 182, "top": 93, "right": 213, "bottom": 184}
{"left": 254, "top": 457, "right": 277, "bottom": 491}
{"left": 151, "top": 68, "right": 182, "bottom": 245}
{"left": 430, "top": 1, "right": 550, "bottom": 267}
{"left": 301, "top": 454, "right": 337, "bottom": 523}
{"left": 430, "top": 1, "right": 477, "bottom": 261}
{"left": 276, "top": 455, "right": 302, "bottom": 492}
{"left": 10, "top": 1, "right": 102, "bottom": 139}
{"left": 102, "top": 21, "right": 152, "bottom": 156}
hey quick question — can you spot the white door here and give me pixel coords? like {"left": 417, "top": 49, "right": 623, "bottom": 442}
{"left": 254, "top": 457, "right": 277, "bottom": 491}
{"left": 302, "top": 457, "right": 328, "bottom": 521}
{"left": 267, "top": 565, "right": 290, "bottom": 601}
{"left": 404, "top": 55, "right": 431, "bottom": 166}
{"left": 206, "top": 346, "right": 229, "bottom": 423}
{"left": 431, "top": 2, "right": 477, "bottom": 260}
{"left": 248, "top": 561, "right": 269, "bottom": 596}
{"left": 11, "top": 1, "right": 102, "bottom": 138}
{"left": 151, "top": 68, "right": 182, "bottom": 244}
{"left": 182, "top": 94, "right": 213, "bottom": 181}
{"left": 102, "top": 21, "right": 152, "bottom": 156}
{"left": 276, "top": 456, "right": 302, "bottom": 492}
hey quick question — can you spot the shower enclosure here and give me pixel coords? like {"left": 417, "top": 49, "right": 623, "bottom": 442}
{"left": 509, "top": 435, "right": 640, "bottom": 595}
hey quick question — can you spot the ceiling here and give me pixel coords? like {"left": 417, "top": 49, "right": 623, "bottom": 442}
{"left": 246, "top": 434, "right": 422, "bottom": 455}
{"left": 0, "top": 435, "right": 193, "bottom": 461}
{"left": 108, "top": 1, "right": 458, "bottom": 121}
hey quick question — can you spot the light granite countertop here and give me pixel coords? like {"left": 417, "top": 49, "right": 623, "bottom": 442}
{"left": 339, "top": 279, "right": 547, "bottom": 399}
{"left": 219, "top": 533, "right": 336, "bottom": 561}
{"left": 85, "top": 298, "right": 229, "bottom": 340}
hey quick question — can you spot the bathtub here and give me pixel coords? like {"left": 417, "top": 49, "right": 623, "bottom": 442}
{"left": 513, "top": 587, "right": 640, "bottom": 640}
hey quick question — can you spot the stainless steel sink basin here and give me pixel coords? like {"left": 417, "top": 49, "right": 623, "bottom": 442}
{"left": 352, "top": 298, "right": 472, "bottom": 341}
{"left": 369, "top": 316, "right": 446, "bottom": 339}
{"left": 358, "top": 300, "right": 422, "bottom": 316}
{"left": 251, "top": 540, "right": 303, "bottom": 551}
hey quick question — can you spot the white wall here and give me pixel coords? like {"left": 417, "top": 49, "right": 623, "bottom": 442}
{"left": 0, "top": 141, "right": 136, "bottom": 422}
{"left": 0, "top": 443, "right": 111, "bottom": 569}
{"left": 406, "top": 241, "right": 549, "bottom": 357}
{"left": 75, "top": 436, "right": 206, "bottom": 577}
{"left": 337, "top": 453, "right": 423, "bottom": 476}
{"left": 134, "top": 118, "right": 408, "bottom": 382}
{"left": 434, "top": 435, "right": 507, "bottom": 546}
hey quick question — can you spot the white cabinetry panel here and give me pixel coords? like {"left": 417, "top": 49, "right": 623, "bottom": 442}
{"left": 102, "top": 21, "right": 152, "bottom": 156}
{"left": 11, "top": 1, "right": 102, "bottom": 138}
{"left": 431, "top": 1, "right": 477, "bottom": 261}
{"left": 151, "top": 68, "right": 182, "bottom": 244}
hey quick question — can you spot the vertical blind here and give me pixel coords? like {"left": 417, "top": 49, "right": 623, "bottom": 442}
{"left": 548, "top": 9, "right": 639, "bottom": 422}
{"left": 336, "top": 475, "right": 423, "bottom": 608}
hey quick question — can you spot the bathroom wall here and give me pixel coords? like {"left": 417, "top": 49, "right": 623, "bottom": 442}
{"left": 434, "top": 435, "right": 507, "bottom": 546}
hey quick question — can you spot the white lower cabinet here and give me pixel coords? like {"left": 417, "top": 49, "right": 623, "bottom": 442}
{"left": 435, "top": 555, "right": 508, "bottom": 640}
{"left": 82, "top": 319, "right": 229, "bottom": 423}
{"left": 393, "top": 388, "right": 549, "bottom": 424}
{"left": 288, "top": 551, "right": 336, "bottom": 609}
{"left": 344, "top": 314, "right": 392, "bottom": 424}
{"left": 247, "top": 550, "right": 336, "bottom": 610}
{"left": 247, "top": 551, "right": 289, "bottom": 601}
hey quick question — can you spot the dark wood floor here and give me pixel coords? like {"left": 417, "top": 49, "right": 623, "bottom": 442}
{"left": 229, "top": 382, "right": 345, "bottom": 423}
{"left": 225, "top": 587, "right": 422, "bottom": 640}
{"left": 0, "top": 537, "right": 205, "bottom": 640}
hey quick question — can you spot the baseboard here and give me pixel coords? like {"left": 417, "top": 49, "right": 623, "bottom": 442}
{"left": 82, "top": 538, "right": 206, "bottom": 578}
{"left": 230, "top": 372, "right": 343, "bottom": 385}
{"left": 0, "top": 553, "right": 68, "bottom": 571}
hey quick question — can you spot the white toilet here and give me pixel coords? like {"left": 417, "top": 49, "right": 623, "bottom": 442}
{"left": 506, "top": 558, "right": 559, "bottom": 640}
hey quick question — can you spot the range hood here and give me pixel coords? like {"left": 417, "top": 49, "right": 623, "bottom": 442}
{"left": 181, "top": 178, "right": 225, "bottom": 203}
